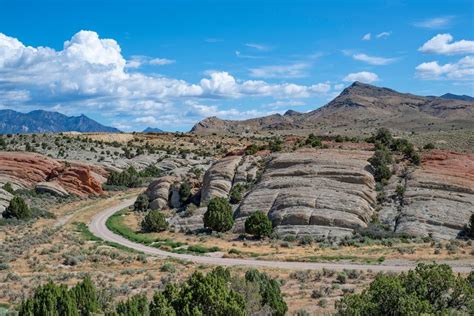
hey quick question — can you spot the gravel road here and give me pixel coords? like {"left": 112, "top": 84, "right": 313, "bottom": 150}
{"left": 89, "top": 197, "right": 473, "bottom": 273}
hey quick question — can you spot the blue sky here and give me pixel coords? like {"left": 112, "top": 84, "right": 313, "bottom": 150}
{"left": 0, "top": 0, "right": 473, "bottom": 131}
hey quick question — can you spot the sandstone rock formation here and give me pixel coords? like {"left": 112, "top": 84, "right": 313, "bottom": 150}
{"left": 145, "top": 176, "right": 178, "bottom": 210}
{"left": 380, "top": 150, "right": 474, "bottom": 239}
{"left": 0, "top": 188, "right": 13, "bottom": 214}
{"left": 234, "top": 149, "right": 376, "bottom": 238}
{"left": 35, "top": 182, "right": 69, "bottom": 197}
{"left": 200, "top": 155, "right": 243, "bottom": 205}
{"left": 0, "top": 152, "right": 107, "bottom": 197}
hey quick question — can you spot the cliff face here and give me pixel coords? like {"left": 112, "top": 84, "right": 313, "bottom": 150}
{"left": 0, "top": 152, "right": 107, "bottom": 199}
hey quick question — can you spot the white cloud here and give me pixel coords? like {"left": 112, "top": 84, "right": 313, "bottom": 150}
{"left": 134, "top": 116, "right": 159, "bottom": 125}
{"left": 419, "top": 34, "right": 474, "bottom": 55}
{"left": 245, "top": 43, "right": 271, "bottom": 51}
{"left": 266, "top": 100, "right": 305, "bottom": 108}
{"left": 352, "top": 53, "right": 397, "bottom": 65}
{"left": 362, "top": 33, "right": 371, "bottom": 41}
{"left": 149, "top": 58, "right": 175, "bottom": 65}
{"left": 415, "top": 56, "right": 474, "bottom": 80}
{"left": 333, "top": 84, "right": 345, "bottom": 90}
{"left": 249, "top": 63, "right": 310, "bottom": 78}
{"left": 0, "top": 30, "right": 336, "bottom": 129}
{"left": 413, "top": 16, "right": 454, "bottom": 29}
{"left": 343, "top": 71, "right": 379, "bottom": 83}
{"left": 376, "top": 32, "right": 391, "bottom": 39}
{"left": 235, "top": 50, "right": 261, "bottom": 59}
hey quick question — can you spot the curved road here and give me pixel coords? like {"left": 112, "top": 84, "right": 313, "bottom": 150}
{"left": 89, "top": 197, "right": 473, "bottom": 273}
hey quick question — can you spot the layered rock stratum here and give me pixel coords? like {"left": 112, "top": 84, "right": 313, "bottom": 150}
{"left": 0, "top": 152, "right": 107, "bottom": 198}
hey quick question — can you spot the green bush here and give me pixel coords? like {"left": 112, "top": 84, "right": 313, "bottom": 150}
{"left": 133, "top": 193, "right": 149, "bottom": 212}
{"left": 3, "top": 196, "right": 31, "bottom": 220}
{"left": 229, "top": 183, "right": 246, "bottom": 204}
{"left": 245, "top": 144, "right": 259, "bottom": 155}
{"left": 466, "top": 214, "right": 474, "bottom": 239}
{"left": 245, "top": 269, "right": 288, "bottom": 316}
{"left": 203, "top": 197, "right": 234, "bottom": 232}
{"left": 179, "top": 181, "right": 191, "bottom": 203}
{"left": 336, "top": 263, "right": 474, "bottom": 315}
{"left": 106, "top": 166, "right": 142, "bottom": 188}
{"left": 245, "top": 211, "right": 273, "bottom": 238}
{"left": 141, "top": 210, "right": 168, "bottom": 232}
{"left": 305, "top": 133, "right": 322, "bottom": 148}
{"left": 2, "top": 182, "right": 14, "bottom": 194}
{"left": 423, "top": 143, "right": 436, "bottom": 150}
{"left": 368, "top": 147, "right": 393, "bottom": 182}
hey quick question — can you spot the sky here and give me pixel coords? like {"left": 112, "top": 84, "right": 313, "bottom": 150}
{"left": 0, "top": 0, "right": 473, "bottom": 132}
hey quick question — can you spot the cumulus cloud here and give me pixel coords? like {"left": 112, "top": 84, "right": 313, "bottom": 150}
{"left": 352, "top": 53, "right": 397, "bottom": 65}
{"left": 413, "top": 16, "right": 454, "bottom": 29}
{"left": 419, "top": 34, "right": 474, "bottom": 55}
{"left": 249, "top": 63, "right": 311, "bottom": 78}
{"left": 0, "top": 30, "right": 335, "bottom": 129}
{"left": 149, "top": 58, "right": 175, "bottom": 65}
{"left": 362, "top": 33, "right": 371, "bottom": 41}
{"left": 376, "top": 32, "right": 391, "bottom": 39}
{"left": 415, "top": 56, "right": 474, "bottom": 80}
{"left": 343, "top": 71, "right": 379, "bottom": 83}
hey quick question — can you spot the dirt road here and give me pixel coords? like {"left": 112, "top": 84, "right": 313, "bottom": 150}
{"left": 89, "top": 197, "right": 473, "bottom": 273}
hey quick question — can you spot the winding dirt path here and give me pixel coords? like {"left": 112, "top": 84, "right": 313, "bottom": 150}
{"left": 89, "top": 197, "right": 473, "bottom": 272}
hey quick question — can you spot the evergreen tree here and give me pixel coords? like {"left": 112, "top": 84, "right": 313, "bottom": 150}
{"left": 245, "top": 211, "right": 273, "bottom": 238}
{"left": 203, "top": 197, "right": 234, "bottom": 232}
{"left": 134, "top": 193, "right": 149, "bottom": 212}
{"left": 3, "top": 196, "right": 31, "bottom": 220}
{"left": 141, "top": 210, "right": 168, "bottom": 232}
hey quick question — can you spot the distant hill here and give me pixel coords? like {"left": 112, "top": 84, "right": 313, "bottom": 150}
{"left": 143, "top": 127, "right": 164, "bottom": 133}
{"left": 191, "top": 82, "right": 474, "bottom": 135}
{"left": 0, "top": 109, "right": 120, "bottom": 134}
{"left": 439, "top": 93, "right": 474, "bottom": 102}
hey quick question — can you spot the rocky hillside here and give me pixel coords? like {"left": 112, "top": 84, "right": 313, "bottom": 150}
{"left": 0, "top": 109, "right": 120, "bottom": 134}
{"left": 191, "top": 82, "right": 474, "bottom": 136}
{"left": 0, "top": 152, "right": 108, "bottom": 212}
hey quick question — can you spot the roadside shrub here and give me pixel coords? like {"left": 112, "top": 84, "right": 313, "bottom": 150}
{"left": 245, "top": 211, "right": 273, "bottom": 238}
{"left": 336, "top": 263, "right": 474, "bottom": 315}
{"left": 141, "top": 210, "right": 168, "bottom": 232}
{"left": 203, "top": 197, "right": 234, "bottom": 232}
{"left": 133, "top": 193, "right": 149, "bottom": 212}
{"left": 3, "top": 196, "right": 31, "bottom": 220}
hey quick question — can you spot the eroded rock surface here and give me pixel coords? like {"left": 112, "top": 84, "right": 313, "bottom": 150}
{"left": 235, "top": 149, "right": 376, "bottom": 238}
{"left": 0, "top": 152, "right": 106, "bottom": 197}
{"left": 200, "top": 155, "right": 242, "bottom": 205}
{"left": 380, "top": 150, "right": 474, "bottom": 239}
{"left": 145, "top": 176, "right": 178, "bottom": 210}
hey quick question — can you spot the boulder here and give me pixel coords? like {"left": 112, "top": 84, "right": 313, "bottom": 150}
{"left": 35, "top": 181, "right": 69, "bottom": 197}
{"left": 0, "top": 188, "right": 13, "bottom": 215}
{"left": 146, "top": 176, "right": 178, "bottom": 210}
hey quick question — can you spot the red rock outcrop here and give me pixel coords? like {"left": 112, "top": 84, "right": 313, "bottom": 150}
{"left": 0, "top": 152, "right": 107, "bottom": 197}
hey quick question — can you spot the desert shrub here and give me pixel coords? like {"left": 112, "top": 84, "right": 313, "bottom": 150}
{"left": 423, "top": 143, "right": 436, "bottom": 150}
{"left": 245, "top": 211, "right": 273, "bottom": 238}
{"left": 116, "top": 294, "right": 149, "bottom": 316}
{"left": 2, "top": 182, "right": 14, "bottom": 194}
{"left": 106, "top": 166, "right": 142, "bottom": 188}
{"left": 141, "top": 210, "right": 168, "bottom": 232}
{"left": 139, "top": 164, "right": 162, "bottom": 178}
{"left": 368, "top": 147, "right": 393, "bottom": 182}
{"left": 203, "top": 197, "right": 234, "bottom": 232}
{"left": 160, "top": 263, "right": 176, "bottom": 273}
{"left": 305, "top": 133, "right": 322, "bottom": 148}
{"left": 245, "top": 269, "right": 287, "bottom": 316}
{"left": 19, "top": 277, "right": 99, "bottom": 316}
{"left": 229, "top": 183, "right": 246, "bottom": 204}
{"left": 335, "top": 135, "right": 344, "bottom": 143}
{"left": 133, "top": 193, "right": 149, "bottom": 212}
{"left": 244, "top": 144, "right": 259, "bottom": 155}
{"left": 268, "top": 137, "right": 283, "bottom": 152}
{"left": 336, "top": 263, "right": 474, "bottom": 315}
{"left": 178, "top": 181, "right": 191, "bottom": 203}
{"left": 3, "top": 196, "right": 31, "bottom": 220}
{"left": 373, "top": 128, "right": 393, "bottom": 147}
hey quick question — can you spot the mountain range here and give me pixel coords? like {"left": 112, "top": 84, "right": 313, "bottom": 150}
{"left": 143, "top": 127, "right": 164, "bottom": 133}
{"left": 191, "top": 82, "right": 474, "bottom": 135}
{"left": 0, "top": 110, "right": 120, "bottom": 134}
